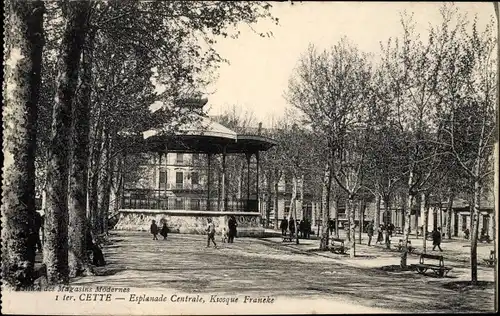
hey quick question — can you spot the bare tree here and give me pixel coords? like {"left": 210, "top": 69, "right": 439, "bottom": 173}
{"left": 286, "top": 39, "right": 373, "bottom": 256}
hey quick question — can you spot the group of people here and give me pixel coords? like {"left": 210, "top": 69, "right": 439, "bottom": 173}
{"left": 150, "top": 215, "right": 239, "bottom": 249}
{"left": 150, "top": 220, "right": 170, "bottom": 240}
{"left": 365, "top": 222, "right": 395, "bottom": 246}
{"left": 280, "top": 216, "right": 312, "bottom": 239}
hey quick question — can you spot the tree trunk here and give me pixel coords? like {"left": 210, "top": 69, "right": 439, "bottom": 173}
{"left": 89, "top": 117, "right": 104, "bottom": 234}
{"left": 347, "top": 197, "right": 356, "bottom": 258}
{"left": 44, "top": 1, "right": 89, "bottom": 284}
{"left": 359, "top": 199, "right": 366, "bottom": 244}
{"left": 319, "top": 162, "right": 331, "bottom": 250}
{"left": 415, "top": 193, "right": 421, "bottom": 238}
{"left": 273, "top": 173, "right": 279, "bottom": 229}
{"left": 68, "top": 28, "right": 94, "bottom": 278}
{"left": 332, "top": 195, "right": 339, "bottom": 238}
{"left": 374, "top": 193, "right": 381, "bottom": 234}
{"left": 292, "top": 175, "right": 299, "bottom": 244}
{"left": 2, "top": 0, "right": 45, "bottom": 290}
{"left": 401, "top": 168, "right": 416, "bottom": 268}
{"left": 97, "top": 127, "right": 111, "bottom": 234}
{"left": 383, "top": 194, "right": 391, "bottom": 249}
{"left": 470, "top": 178, "right": 481, "bottom": 283}
{"left": 100, "top": 134, "right": 115, "bottom": 235}
{"left": 421, "top": 192, "right": 429, "bottom": 253}
{"left": 446, "top": 190, "right": 454, "bottom": 239}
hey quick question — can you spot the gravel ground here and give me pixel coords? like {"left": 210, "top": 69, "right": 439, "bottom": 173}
{"left": 70, "top": 231, "right": 496, "bottom": 313}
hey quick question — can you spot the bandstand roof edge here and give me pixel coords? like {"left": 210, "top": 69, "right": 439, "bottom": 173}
{"left": 119, "top": 114, "right": 277, "bottom": 155}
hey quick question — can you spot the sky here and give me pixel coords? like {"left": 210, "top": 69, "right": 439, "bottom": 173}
{"left": 204, "top": 1, "right": 497, "bottom": 127}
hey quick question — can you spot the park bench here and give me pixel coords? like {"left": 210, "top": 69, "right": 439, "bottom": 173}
{"left": 330, "top": 237, "right": 346, "bottom": 254}
{"left": 282, "top": 235, "right": 294, "bottom": 242}
{"left": 412, "top": 253, "right": 452, "bottom": 277}
{"left": 483, "top": 250, "right": 496, "bottom": 266}
{"left": 396, "top": 239, "right": 415, "bottom": 253}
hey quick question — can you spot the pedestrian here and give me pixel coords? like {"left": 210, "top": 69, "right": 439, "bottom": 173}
{"left": 299, "top": 219, "right": 305, "bottom": 238}
{"left": 305, "top": 219, "right": 311, "bottom": 239}
{"left": 288, "top": 217, "right": 295, "bottom": 238}
{"left": 228, "top": 215, "right": 238, "bottom": 243}
{"left": 376, "top": 225, "right": 384, "bottom": 244}
{"left": 206, "top": 218, "right": 217, "bottom": 248}
{"left": 463, "top": 228, "right": 470, "bottom": 239}
{"left": 160, "top": 222, "right": 169, "bottom": 240}
{"left": 280, "top": 216, "right": 288, "bottom": 236}
{"left": 388, "top": 222, "right": 394, "bottom": 238}
{"left": 367, "top": 221, "right": 374, "bottom": 246}
{"left": 150, "top": 220, "right": 159, "bottom": 240}
{"left": 432, "top": 227, "right": 443, "bottom": 251}
{"left": 34, "top": 211, "right": 43, "bottom": 252}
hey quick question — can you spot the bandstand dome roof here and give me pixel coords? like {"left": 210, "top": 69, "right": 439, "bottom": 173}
{"left": 122, "top": 114, "right": 277, "bottom": 155}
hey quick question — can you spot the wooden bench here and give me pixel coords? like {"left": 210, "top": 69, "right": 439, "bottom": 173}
{"left": 282, "top": 236, "right": 293, "bottom": 242}
{"left": 396, "top": 239, "right": 415, "bottom": 253}
{"left": 483, "top": 250, "right": 496, "bottom": 266}
{"left": 412, "top": 253, "right": 452, "bottom": 277}
{"left": 330, "top": 238, "right": 346, "bottom": 254}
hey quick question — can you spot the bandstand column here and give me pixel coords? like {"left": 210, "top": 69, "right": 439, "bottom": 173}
{"left": 158, "top": 152, "right": 162, "bottom": 208}
{"left": 246, "top": 152, "right": 252, "bottom": 210}
{"left": 221, "top": 146, "right": 227, "bottom": 211}
{"left": 256, "top": 151, "right": 260, "bottom": 213}
{"left": 207, "top": 153, "right": 212, "bottom": 211}
{"left": 163, "top": 146, "right": 168, "bottom": 207}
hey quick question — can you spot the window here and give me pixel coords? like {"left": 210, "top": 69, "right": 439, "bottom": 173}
{"left": 284, "top": 201, "right": 290, "bottom": 217}
{"left": 190, "top": 199, "right": 200, "bottom": 210}
{"left": 176, "top": 172, "right": 183, "bottom": 188}
{"left": 176, "top": 153, "right": 184, "bottom": 164}
{"left": 159, "top": 171, "right": 167, "bottom": 189}
{"left": 175, "top": 198, "right": 184, "bottom": 209}
{"left": 191, "top": 172, "right": 199, "bottom": 185}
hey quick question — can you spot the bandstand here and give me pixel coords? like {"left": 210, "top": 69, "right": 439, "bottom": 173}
{"left": 114, "top": 102, "right": 277, "bottom": 237}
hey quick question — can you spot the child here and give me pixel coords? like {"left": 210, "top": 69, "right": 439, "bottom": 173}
{"left": 206, "top": 218, "right": 217, "bottom": 248}
{"left": 160, "top": 222, "right": 169, "bottom": 240}
{"left": 221, "top": 227, "right": 228, "bottom": 243}
{"left": 150, "top": 220, "right": 159, "bottom": 240}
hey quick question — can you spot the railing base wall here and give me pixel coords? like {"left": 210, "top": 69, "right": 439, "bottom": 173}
{"left": 114, "top": 209, "right": 264, "bottom": 237}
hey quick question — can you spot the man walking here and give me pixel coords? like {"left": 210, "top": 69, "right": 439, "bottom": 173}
{"left": 367, "top": 221, "right": 374, "bottom": 246}
{"left": 280, "top": 216, "right": 288, "bottom": 236}
{"left": 206, "top": 218, "right": 217, "bottom": 248}
{"left": 432, "top": 227, "right": 443, "bottom": 251}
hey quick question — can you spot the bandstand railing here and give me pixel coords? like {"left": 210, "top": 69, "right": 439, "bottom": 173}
{"left": 121, "top": 188, "right": 258, "bottom": 212}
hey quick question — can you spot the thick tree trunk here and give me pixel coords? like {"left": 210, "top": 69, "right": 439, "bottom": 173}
{"left": 99, "top": 134, "right": 115, "bottom": 235}
{"left": 1, "top": 0, "right": 45, "bottom": 290}
{"left": 471, "top": 178, "right": 481, "bottom": 283}
{"left": 319, "top": 162, "right": 331, "bottom": 250}
{"left": 89, "top": 117, "right": 104, "bottom": 234}
{"left": 44, "top": 1, "right": 89, "bottom": 284}
{"left": 446, "top": 190, "right": 454, "bottom": 239}
{"left": 68, "top": 29, "right": 94, "bottom": 278}
{"left": 347, "top": 197, "right": 356, "bottom": 258}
